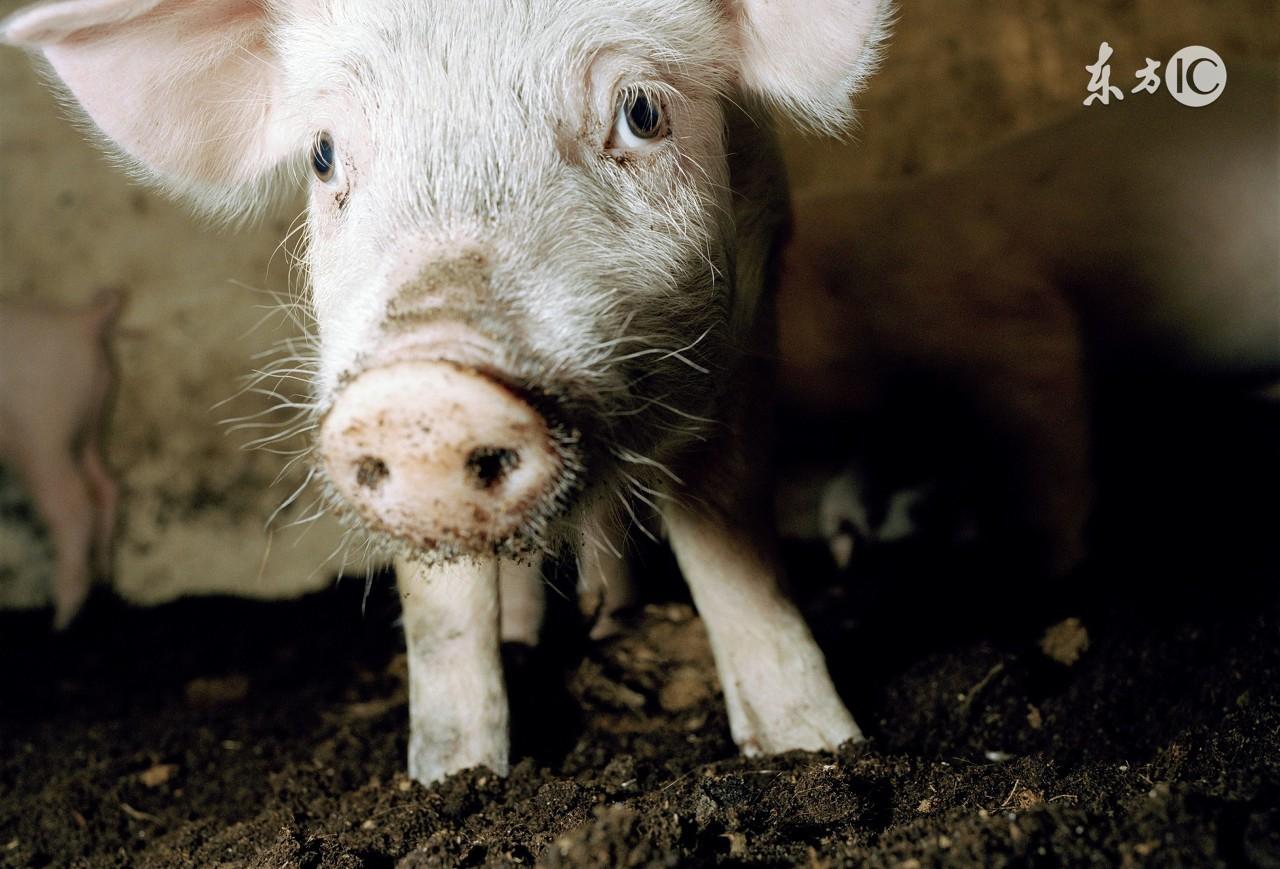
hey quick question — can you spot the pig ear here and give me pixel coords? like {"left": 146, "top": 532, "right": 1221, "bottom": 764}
{"left": 1, "top": 0, "right": 301, "bottom": 216}
{"left": 730, "top": 0, "right": 893, "bottom": 135}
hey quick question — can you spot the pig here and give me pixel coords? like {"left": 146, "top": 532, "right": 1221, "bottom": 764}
{"left": 778, "top": 66, "right": 1279, "bottom": 575}
{"left": 774, "top": 407, "right": 979, "bottom": 571}
{"left": 0, "top": 289, "right": 123, "bottom": 629}
{"left": 819, "top": 468, "right": 939, "bottom": 569}
{"left": 2, "top": 0, "right": 892, "bottom": 784}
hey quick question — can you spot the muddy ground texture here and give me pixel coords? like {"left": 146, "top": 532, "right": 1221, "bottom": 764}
{"left": 2, "top": 387, "right": 1279, "bottom": 868}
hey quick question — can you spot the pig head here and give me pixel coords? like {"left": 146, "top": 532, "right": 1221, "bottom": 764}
{"left": 4, "top": 0, "right": 891, "bottom": 783}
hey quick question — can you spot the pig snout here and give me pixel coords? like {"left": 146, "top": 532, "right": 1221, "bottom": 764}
{"left": 318, "top": 358, "right": 567, "bottom": 552}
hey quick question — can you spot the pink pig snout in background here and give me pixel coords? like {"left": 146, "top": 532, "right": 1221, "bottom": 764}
{"left": 0, "top": 289, "right": 124, "bottom": 629}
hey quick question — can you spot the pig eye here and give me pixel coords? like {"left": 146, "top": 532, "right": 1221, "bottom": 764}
{"left": 611, "top": 90, "right": 667, "bottom": 151}
{"left": 311, "top": 132, "right": 337, "bottom": 182}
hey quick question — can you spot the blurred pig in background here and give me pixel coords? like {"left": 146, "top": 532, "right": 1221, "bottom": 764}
{"left": 777, "top": 66, "right": 1279, "bottom": 577}
{"left": 0, "top": 289, "right": 123, "bottom": 628}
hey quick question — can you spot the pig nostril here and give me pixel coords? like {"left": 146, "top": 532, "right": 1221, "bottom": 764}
{"left": 354, "top": 455, "right": 390, "bottom": 491}
{"left": 465, "top": 446, "right": 520, "bottom": 491}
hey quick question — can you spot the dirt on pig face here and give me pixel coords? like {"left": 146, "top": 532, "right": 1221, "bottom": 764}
{"left": 1, "top": 543, "right": 1277, "bottom": 868}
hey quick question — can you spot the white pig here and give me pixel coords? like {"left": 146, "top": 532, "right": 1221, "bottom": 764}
{"left": 3, "top": 0, "right": 891, "bottom": 783}
{"left": 0, "top": 289, "right": 123, "bottom": 628}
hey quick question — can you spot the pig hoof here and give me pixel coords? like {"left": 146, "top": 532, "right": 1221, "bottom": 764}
{"left": 52, "top": 588, "right": 90, "bottom": 631}
{"left": 588, "top": 611, "right": 625, "bottom": 641}
{"left": 721, "top": 655, "right": 863, "bottom": 756}
{"left": 733, "top": 701, "right": 864, "bottom": 756}
{"left": 408, "top": 742, "right": 509, "bottom": 786}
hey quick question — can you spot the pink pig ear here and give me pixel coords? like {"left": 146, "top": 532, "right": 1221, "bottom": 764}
{"left": 730, "top": 0, "right": 893, "bottom": 135}
{"left": 2, "top": 0, "right": 300, "bottom": 214}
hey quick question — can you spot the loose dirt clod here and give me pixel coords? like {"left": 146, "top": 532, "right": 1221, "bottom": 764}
{"left": 137, "top": 763, "right": 178, "bottom": 788}
{"left": 1039, "top": 617, "right": 1090, "bottom": 665}
{"left": 183, "top": 673, "right": 250, "bottom": 706}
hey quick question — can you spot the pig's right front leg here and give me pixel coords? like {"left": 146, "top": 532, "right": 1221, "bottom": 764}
{"left": 395, "top": 554, "right": 508, "bottom": 784}
{"left": 664, "top": 501, "right": 861, "bottom": 756}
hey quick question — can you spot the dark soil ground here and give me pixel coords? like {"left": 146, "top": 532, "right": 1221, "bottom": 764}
{"left": 1, "top": 385, "right": 1278, "bottom": 867}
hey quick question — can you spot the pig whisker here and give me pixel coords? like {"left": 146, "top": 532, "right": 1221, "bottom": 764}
{"left": 581, "top": 332, "right": 671, "bottom": 357}
{"left": 303, "top": 528, "right": 358, "bottom": 588}
{"left": 229, "top": 275, "right": 310, "bottom": 313}
{"left": 621, "top": 478, "right": 664, "bottom": 514}
{"left": 626, "top": 487, "right": 662, "bottom": 516}
{"left": 223, "top": 417, "right": 297, "bottom": 432}
{"left": 581, "top": 523, "right": 624, "bottom": 562}
{"left": 219, "top": 394, "right": 314, "bottom": 421}
{"left": 212, "top": 376, "right": 313, "bottom": 413}
{"left": 240, "top": 424, "right": 317, "bottom": 451}
{"left": 255, "top": 528, "right": 275, "bottom": 586}
{"left": 331, "top": 528, "right": 356, "bottom": 582}
{"left": 361, "top": 571, "right": 375, "bottom": 616}
{"left": 266, "top": 466, "right": 317, "bottom": 529}
{"left": 250, "top": 331, "right": 316, "bottom": 354}
{"left": 240, "top": 362, "right": 318, "bottom": 385}
{"left": 243, "top": 361, "right": 316, "bottom": 378}
{"left": 333, "top": 529, "right": 374, "bottom": 587}
{"left": 238, "top": 371, "right": 315, "bottom": 390}
{"left": 285, "top": 498, "right": 328, "bottom": 536}
{"left": 243, "top": 331, "right": 313, "bottom": 362}
{"left": 238, "top": 390, "right": 315, "bottom": 410}
{"left": 222, "top": 418, "right": 308, "bottom": 437}
{"left": 266, "top": 208, "right": 312, "bottom": 286}
{"left": 254, "top": 446, "right": 315, "bottom": 457}
{"left": 613, "top": 448, "right": 683, "bottom": 486}
{"left": 572, "top": 334, "right": 685, "bottom": 382}
{"left": 327, "top": 530, "right": 360, "bottom": 581}
{"left": 539, "top": 569, "right": 574, "bottom": 605}
{"left": 235, "top": 300, "right": 300, "bottom": 344}
{"left": 271, "top": 459, "right": 312, "bottom": 490}
{"left": 601, "top": 327, "right": 713, "bottom": 372}
{"left": 603, "top": 394, "right": 715, "bottom": 428}
{"left": 620, "top": 472, "right": 672, "bottom": 504}
{"left": 242, "top": 440, "right": 314, "bottom": 456}
{"left": 226, "top": 415, "right": 313, "bottom": 437}
{"left": 615, "top": 490, "right": 659, "bottom": 544}
{"left": 359, "top": 535, "right": 381, "bottom": 575}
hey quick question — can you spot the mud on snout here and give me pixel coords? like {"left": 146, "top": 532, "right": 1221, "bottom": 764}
{"left": 315, "top": 358, "right": 584, "bottom": 561}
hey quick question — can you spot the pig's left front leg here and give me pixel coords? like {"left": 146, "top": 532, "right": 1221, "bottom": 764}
{"left": 664, "top": 500, "right": 861, "bottom": 755}
{"left": 396, "top": 554, "right": 508, "bottom": 784}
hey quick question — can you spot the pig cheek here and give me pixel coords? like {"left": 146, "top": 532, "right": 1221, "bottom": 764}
{"left": 305, "top": 205, "right": 373, "bottom": 398}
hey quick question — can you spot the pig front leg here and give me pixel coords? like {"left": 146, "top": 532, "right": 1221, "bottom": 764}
{"left": 18, "top": 443, "right": 96, "bottom": 630}
{"left": 80, "top": 437, "right": 118, "bottom": 578}
{"left": 579, "top": 541, "right": 635, "bottom": 640}
{"left": 577, "top": 503, "right": 637, "bottom": 639}
{"left": 396, "top": 554, "right": 508, "bottom": 784}
{"left": 663, "top": 501, "right": 861, "bottom": 755}
{"left": 498, "top": 558, "right": 544, "bottom": 647}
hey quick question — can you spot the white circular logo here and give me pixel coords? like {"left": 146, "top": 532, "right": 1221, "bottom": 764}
{"left": 1165, "top": 46, "right": 1227, "bottom": 107}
